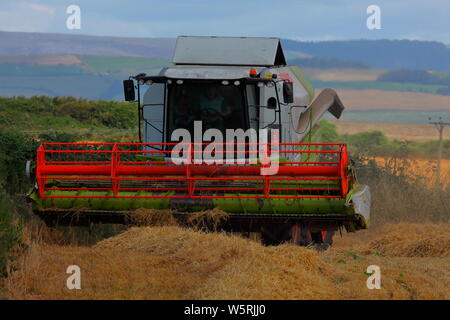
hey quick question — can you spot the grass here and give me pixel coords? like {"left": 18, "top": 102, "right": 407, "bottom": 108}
{"left": 0, "top": 194, "right": 24, "bottom": 276}
{"left": 0, "top": 96, "right": 137, "bottom": 131}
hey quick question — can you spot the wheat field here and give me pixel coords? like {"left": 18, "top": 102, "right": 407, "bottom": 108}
{"left": 369, "top": 157, "right": 450, "bottom": 186}
{"left": 328, "top": 89, "right": 450, "bottom": 111}
{"left": 5, "top": 220, "right": 449, "bottom": 300}
{"left": 330, "top": 120, "right": 450, "bottom": 142}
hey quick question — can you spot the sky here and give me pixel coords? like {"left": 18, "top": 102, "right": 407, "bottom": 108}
{"left": 0, "top": 0, "right": 449, "bottom": 43}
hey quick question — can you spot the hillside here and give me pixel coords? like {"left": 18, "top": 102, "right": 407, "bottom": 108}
{"left": 3, "top": 31, "right": 450, "bottom": 71}
{"left": 0, "top": 31, "right": 449, "bottom": 118}
{"left": 283, "top": 39, "right": 450, "bottom": 71}
{"left": 0, "top": 55, "right": 171, "bottom": 99}
{"left": 0, "top": 31, "right": 175, "bottom": 59}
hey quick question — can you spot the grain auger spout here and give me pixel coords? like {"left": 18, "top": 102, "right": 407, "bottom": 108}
{"left": 28, "top": 36, "right": 371, "bottom": 249}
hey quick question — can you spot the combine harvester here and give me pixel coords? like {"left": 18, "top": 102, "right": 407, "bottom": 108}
{"left": 29, "top": 36, "right": 370, "bottom": 248}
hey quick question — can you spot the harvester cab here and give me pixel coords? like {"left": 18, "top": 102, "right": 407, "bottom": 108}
{"left": 29, "top": 36, "right": 371, "bottom": 248}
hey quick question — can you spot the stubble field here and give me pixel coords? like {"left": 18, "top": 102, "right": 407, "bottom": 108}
{"left": 5, "top": 221, "right": 449, "bottom": 300}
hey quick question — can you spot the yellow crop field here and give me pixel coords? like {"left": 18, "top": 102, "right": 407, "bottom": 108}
{"left": 371, "top": 157, "right": 450, "bottom": 185}
{"left": 330, "top": 120, "right": 450, "bottom": 142}
{"left": 334, "top": 89, "right": 450, "bottom": 110}
{"left": 302, "top": 68, "right": 385, "bottom": 82}
{"left": 5, "top": 222, "right": 449, "bottom": 300}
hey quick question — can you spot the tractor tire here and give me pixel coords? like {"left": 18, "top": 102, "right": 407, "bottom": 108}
{"left": 261, "top": 224, "right": 334, "bottom": 250}
{"left": 260, "top": 224, "right": 292, "bottom": 246}
{"left": 308, "top": 231, "right": 334, "bottom": 251}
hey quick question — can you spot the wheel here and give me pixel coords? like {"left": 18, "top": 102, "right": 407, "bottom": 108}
{"left": 308, "top": 231, "right": 334, "bottom": 251}
{"left": 260, "top": 224, "right": 292, "bottom": 246}
{"left": 261, "top": 224, "right": 334, "bottom": 250}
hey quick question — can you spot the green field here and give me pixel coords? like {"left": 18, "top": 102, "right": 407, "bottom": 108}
{"left": 80, "top": 55, "right": 171, "bottom": 73}
{"left": 0, "top": 74, "right": 119, "bottom": 99}
{"left": 0, "top": 63, "right": 86, "bottom": 76}
{"left": 0, "top": 56, "right": 170, "bottom": 100}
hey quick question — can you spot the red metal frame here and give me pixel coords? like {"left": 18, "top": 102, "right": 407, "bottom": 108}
{"left": 36, "top": 143, "right": 349, "bottom": 199}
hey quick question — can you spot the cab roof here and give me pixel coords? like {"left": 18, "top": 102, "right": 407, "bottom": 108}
{"left": 172, "top": 36, "right": 287, "bottom": 67}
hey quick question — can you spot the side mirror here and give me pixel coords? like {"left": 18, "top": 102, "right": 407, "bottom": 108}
{"left": 283, "top": 81, "right": 294, "bottom": 104}
{"left": 123, "top": 80, "right": 135, "bottom": 101}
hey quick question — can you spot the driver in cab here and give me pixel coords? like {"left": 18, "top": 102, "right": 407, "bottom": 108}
{"left": 199, "top": 86, "right": 232, "bottom": 130}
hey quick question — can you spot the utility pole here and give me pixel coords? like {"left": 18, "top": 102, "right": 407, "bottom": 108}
{"left": 428, "top": 117, "right": 450, "bottom": 187}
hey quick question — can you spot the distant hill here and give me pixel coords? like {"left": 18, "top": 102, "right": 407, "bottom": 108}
{"left": 282, "top": 39, "right": 450, "bottom": 71}
{"left": 3, "top": 31, "right": 450, "bottom": 71}
{"left": 2, "top": 31, "right": 450, "bottom": 99}
{"left": 0, "top": 55, "right": 171, "bottom": 100}
{"left": 289, "top": 57, "right": 368, "bottom": 69}
{"left": 0, "top": 31, "right": 175, "bottom": 59}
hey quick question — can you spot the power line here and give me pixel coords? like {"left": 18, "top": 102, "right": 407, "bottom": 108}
{"left": 428, "top": 117, "right": 450, "bottom": 187}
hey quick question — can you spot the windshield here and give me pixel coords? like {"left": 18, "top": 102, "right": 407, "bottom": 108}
{"left": 167, "top": 81, "right": 247, "bottom": 140}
